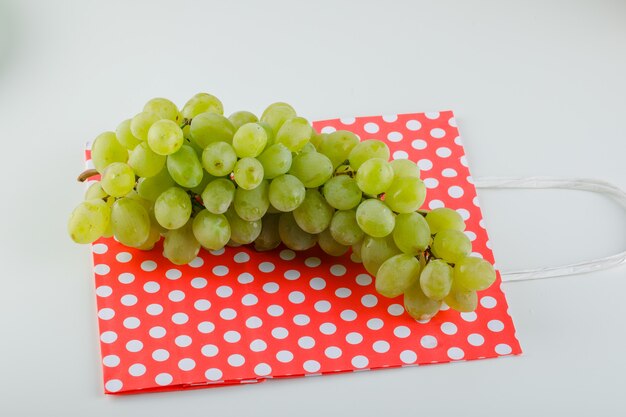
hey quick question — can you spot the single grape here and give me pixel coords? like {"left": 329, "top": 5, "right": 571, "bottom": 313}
{"left": 288, "top": 151, "right": 333, "bottom": 188}
{"left": 233, "top": 180, "right": 270, "bottom": 221}
{"left": 181, "top": 93, "right": 223, "bottom": 119}
{"left": 100, "top": 162, "right": 135, "bottom": 197}
{"left": 404, "top": 280, "right": 442, "bottom": 321}
{"left": 192, "top": 209, "right": 231, "bottom": 250}
{"left": 166, "top": 145, "right": 204, "bottom": 188}
{"left": 425, "top": 207, "right": 466, "bottom": 234}
{"left": 227, "top": 240, "right": 242, "bottom": 248}
{"left": 348, "top": 139, "right": 390, "bottom": 170}
{"left": 232, "top": 122, "right": 268, "bottom": 158}
{"left": 147, "top": 119, "right": 184, "bottom": 156}
{"left": 202, "top": 141, "right": 237, "bottom": 177}
{"left": 318, "top": 228, "right": 350, "bottom": 256}
{"left": 201, "top": 178, "right": 235, "bottom": 214}
{"left": 277, "top": 212, "right": 317, "bottom": 251}
{"left": 163, "top": 220, "right": 201, "bottom": 265}
{"left": 309, "top": 131, "right": 326, "bottom": 150}
{"left": 375, "top": 254, "right": 421, "bottom": 298}
{"left": 189, "top": 112, "right": 235, "bottom": 148}
{"left": 318, "top": 130, "right": 359, "bottom": 168}
{"left": 356, "top": 199, "right": 395, "bottom": 237}
{"left": 130, "top": 111, "right": 160, "bottom": 141}
{"left": 143, "top": 97, "right": 181, "bottom": 123}
{"left": 91, "top": 131, "right": 128, "bottom": 173}
{"left": 431, "top": 230, "right": 472, "bottom": 263}
{"left": 361, "top": 235, "right": 402, "bottom": 276}
{"left": 233, "top": 157, "right": 264, "bottom": 190}
{"left": 128, "top": 141, "right": 166, "bottom": 178}
{"left": 254, "top": 214, "right": 281, "bottom": 251}
{"left": 390, "top": 159, "right": 420, "bottom": 179}
{"left": 383, "top": 177, "right": 427, "bottom": 213}
{"left": 154, "top": 186, "right": 192, "bottom": 230}
{"left": 224, "top": 207, "right": 262, "bottom": 244}
{"left": 188, "top": 170, "right": 215, "bottom": 194}
{"left": 228, "top": 110, "right": 259, "bottom": 130}
{"left": 356, "top": 158, "right": 394, "bottom": 195}
{"left": 136, "top": 168, "right": 175, "bottom": 201}
{"left": 351, "top": 239, "right": 363, "bottom": 261}
{"left": 299, "top": 142, "right": 316, "bottom": 154}
{"left": 275, "top": 117, "right": 312, "bottom": 152}
{"left": 444, "top": 288, "right": 478, "bottom": 312}
{"left": 453, "top": 256, "right": 496, "bottom": 291}
{"left": 329, "top": 210, "right": 364, "bottom": 246}
{"left": 260, "top": 102, "right": 297, "bottom": 134}
{"left": 84, "top": 182, "right": 108, "bottom": 201}
{"left": 268, "top": 174, "right": 305, "bottom": 212}
{"left": 392, "top": 212, "right": 431, "bottom": 255}
{"left": 420, "top": 260, "right": 453, "bottom": 300}
{"left": 135, "top": 220, "right": 162, "bottom": 251}
{"left": 110, "top": 197, "right": 151, "bottom": 247}
{"left": 322, "top": 175, "right": 362, "bottom": 210}
{"left": 292, "top": 189, "right": 334, "bottom": 234}
{"left": 115, "top": 119, "right": 142, "bottom": 150}
{"left": 256, "top": 143, "right": 292, "bottom": 179}
{"left": 67, "top": 199, "right": 111, "bottom": 244}
{"left": 259, "top": 121, "right": 276, "bottom": 147}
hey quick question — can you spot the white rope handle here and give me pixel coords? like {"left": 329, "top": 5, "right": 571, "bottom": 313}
{"left": 473, "top": 176, "right": 626, "bottom": 282}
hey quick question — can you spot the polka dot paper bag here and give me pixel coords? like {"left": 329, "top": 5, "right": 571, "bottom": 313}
{"left": 91, "top": 111, "right": 521, "bottom": 394}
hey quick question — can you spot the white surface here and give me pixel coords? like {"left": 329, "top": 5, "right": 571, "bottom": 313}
{"left": 0, "top": 0, "right": 625, "bottom": 415}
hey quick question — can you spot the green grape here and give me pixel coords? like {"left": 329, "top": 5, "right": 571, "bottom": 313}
{"left": 318, "top": 228, "right": 350, "bottom": 256}
{"left": 275, "top": 117, "right": 312, "bottom": 152}
{"left": 233, "top": 157, "right": 264, "bottom": 190}
{"left": 192, "top": 209, "right": 231, "bottom": 250}
{"left": 392, "top": 212, "right": 431, "bottom": 255}
{"left": 228, "top": 110, "right": 259, "bottom": 130}
{"left": 102, "top": 214, "right": 114, "bottom": 238}
{"left": 356, "top": 158, "right": 394, "bottom": 195}
{"left": 267, "top": 204, "right": 281, "bottom": 214}
{"left": 136, "top": 168, "right": 175, "bottom": 201}
{"left": 135, "top": 220, "right": 162, "bottom": 251}
{"left": 115, "top": 119, "right": 142, "bottom": 150}
{"left": 254, "top": 214, "right": 281, "bottom": 251}
{"left": 227, "top": 240, "right": 242, "bottom": 248}
{"left": 147, "top": 119, "right": 184, "bottom": 156}
{"left": 257, "top": 143, "right": 292, "bottom": 179}
{"left": 268, "top": 174, "right": 305, "bottom": 212}
{"left": 163, "top": 220, "right": 201, "bottom": 265}
{"left": 348, "top": 139, "right": 390, "bottom": 170}
{"left": 166, "top": 145, "right": 203, "bottom": 188}
{"left": 351, "top": 242, "right": 363, "bottom": 263}
{"left": 390, "top": 159, "right": 420, "bottom": 179}
{"left": 404, "top": 280, "right": 442, "bottom": 321}
{"left": 375, "top": 254, "right": 421, "bottom": 298}
{"left": 186, "top": 136, "right": 204, "bottom": 157}
{"left": 318, "top": 130, "right": 359, "bottom": 168}
{"left": 91, "top": 131, "right": 128, "bottom": 173}
{"left": 130, "top": 111, "right": 160, "bottom": 141}
{"left": 292, "top": 189, "right": 334, "bottom": 234}
{"left": 453, "top": 256, "right": 496, "bottom": 291}
{"left": 356, "top": 199, "right": 395, "bottom": 237}
{"left": 85, "top": 182, "right": 108, "bottom": 201}
{"left": 322, "top": 175, "right": 362, "bottom": 210}
{"left": 360, "top": 235, "right": 402, "bottom": 276}
{"left": 329, "top": 210, "right": 364, "bottom": 246}
{"left": 431, "top": 230, "right": 472, "bottom": 263}
{"left": 67, "top": 199, "right": 111, "bottom": 244}
{"left": 420, "top": 260, "right": 453, "bottom": 300}
{"left": 110, "top": 197, "right": 151, "bottom": 247}
{"left": 123, "top": 189, "right": 153, "bottom": 213}
{"left": 299, "top": 142, "right": 316, "bottom": 154}
{"left": 154, "top": 186, "right": 192, "bottom": 230}
{"left": 143, "top": 97, "right": 181, "bottom": 123}
{"left": 260, "top": 102, "right": 297, "bottom": 134}
{"left": 234, "top": 180, "right": 270, "bottom": 221}
{"left": 224, "top": 207, "right": 262, "bottom": 244}
{"left": 425, "top": 208, "right": 466, "bottom": 234}
{"left": 288, "top": 151, "right": 333, "bottom": 188}
{"left": 383, "top": 177, "right": 427, "bottom": 214}
{"left": 232, "top": 122, "right": 268, "bottom": 158}
{"left": 259, "top": 122, "right": 276, "bottom": 147}
{"left": 188, "top": 170, "right": 215, "bottom": 194}
{"left": 181, "top": 93, "right": 224, "bottom": 119}
{"left": 189, "top": 112, "right": 235, "bottom": 148}
{"left": 201, "top": 178, "right": 235, "bottom": 214}
{"left": 202, "top": 141, "right": 237, "bottom": 177}
{"left": 100, "top": 162, "right": 135, "bottom": 197}
{"left": 128, "top": 141, "right": 166, "bottom": 178}
{"left": 309, "top": 131, "right": 326, "bottom": 150}
{"left": 444, "top": 288, "right": 478, "bottom": 312}
{"left": 278, "top": 212, "right": 317, "bottom": 251}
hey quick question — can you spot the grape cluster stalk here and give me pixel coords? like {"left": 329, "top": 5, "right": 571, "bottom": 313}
{"left": 68, "top": 94, "right": 497, "bottom": 320}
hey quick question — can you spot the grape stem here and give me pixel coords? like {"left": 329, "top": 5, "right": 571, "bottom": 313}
{"left": 77, "top": 169, "right": 99, "bottom": 182}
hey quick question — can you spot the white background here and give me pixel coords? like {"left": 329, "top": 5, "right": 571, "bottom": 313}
{"left": 0, "top": 0, "right": 625, "bottom": 415}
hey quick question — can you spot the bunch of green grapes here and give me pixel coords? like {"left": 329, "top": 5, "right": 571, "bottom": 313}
{"left": 68, "top": 93, "right": 496, "bottom": 320}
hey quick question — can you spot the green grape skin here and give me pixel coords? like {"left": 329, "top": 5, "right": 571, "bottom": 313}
{"left": 228, "top": 110, "right": 259, "bottom": 130}
{"left": 392, "top": 212, "right": 431, "bottom": 255}
{"left": 130, "top": 111, "right": 160, "bottom": 141}
{"left": 84, "top": 182, "right": 108, "bottom": 201}
{"left": 163, "top": 220, "right": 201, "bottom": 265}
{"left": 67, "top": 199, "right": 111, "bottom": 244}
{"left": 189, "top": 112, "right": 235, "bottom": 148}
{"left": 267, "top": 204, "right": 282, "bottom": 214}
{"left": 453, "top": 256, "right": 496, "bottom": 291}
{"left": 351, "top": 242, "right": 363, "bottom": 263}
{"left": 318, "top": 130, "right": 359, "bottom": 168}
{"left": 143, "top": 97, "right": 181, "bottom": 123}
{"left": 419, "top": 259, "right": 453, "bottom": 301}
{"left": 292, "top": 189, "right": 334, "bottom": 234}
{"left": 166, "top": 145, "right": 203, "bottom": 188}
{"left": 188, "top": 170, "right": 215, "bottom": 194}
{"left": 277, "top": 212, "right": 318, "bottom": 251}
{"left": 224, "top": 207, "right": 262, "bottom": 244}
{"left": 299, "top": 142, "right": 316, "bottom": 154}
{"left": 123, "top": 189, "right": 153, "bottom": 213}
{"left": 202, "top": 141, "right": 237, "bottom": 177}
{"left": 192, "top": 209, "right": 231, "bottom": 250}
{"left": 348, "top": 139, "right": 390, "bottom": 170}
{"left": 318, "top": 228, "right": 350, "bottom": 256}
{"left": 115, "top": 119, "right": 142, "bottom": 150}
{"left": 390, "top": 159, "right": 420, "bottom": 179}
{"left": 356, "top": 158, "right": 394, "bottom": 196}
{"left": 147, "top": 119, "right": 184, "bottom": 156}
{"left": 254, "top": 214, "right": 281, "bottom": 252}
{"left": 404, "top": 280, "right": 442, "bottom": 321}
{"left": 232, "top": 122, "right": 268, "bottom": 158}
{"left": 128, "top": 141, "right": 166, "bottom": 178}
{"left": 201, "top": 178, "right": 235, "bottom": 214}
{"left": 309, "top": 131, "right": 327, "bottom": 150}
{"left": 110, "top": 197, "right": 151, "bottom": 247}
{"left": 181, "top": 93, "right": 224, "bottom": 119}
{"left": 329, "top": 210, "right": 364, "bottom": 246}
{"left": 288, "top": 151, "right": 333, "bottom": 188}
{"left": 233, "top": 180, "right": 270, "bottom": 221}
{"left": 431, "top": 230, "right": 472, "bottom": 263}
{"left": 100, "top": 162, "right": 135, "bottom": 197}
{"left": 444, "top": 288, "right": 478, "bottom": 312}
{"left": 360, "top": 235, "right": 402, "bottom": 276}
{"left": 135, "top": 219, "right": 162, "bottom": 251}
{"left": 233, "top": 157, "right": 264, "bottom": 190}
{"left": 256, "top": 143, "right": 292, "bottom": 179}
{"left": 259, "top": 122, "right": 276, "bottom": 147}
{"left": 260, "top": 102, "right": 297, "bottom": 135}
{"left": 154, "top": 186, "right": 192, "bottom": 230}
{"left": 322, "top": 175, "right": 362, "bottom": 210}
{"left": 275, "top": 117, "right": 312, "bottom": 152}
{"left": 425, "top": 208, "right": 466, "bottom": 234}
{"left": 136, "top": 168, "right": 175, "bottom": 201}
{"left": 356, "top": 199, "right": 395, "bottom": 237}
{"left": 375, "top": 254, "right": 421, "bottom": 298}
{"left": 268, "top": 174, "right": 305, "bottom": 212}
{"left": 91, "top": 131, "right": 128, "bottom": 173}
{"left": 383, "top": 177, "right": 427, "bottom": 214}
